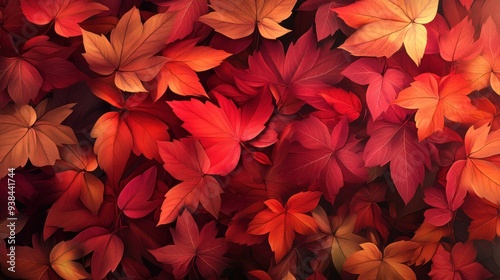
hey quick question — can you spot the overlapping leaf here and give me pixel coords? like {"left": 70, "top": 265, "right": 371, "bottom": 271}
{"left": 82, "top": 7, "right": 175, "bottom": 92}
{"left": 334, "top": 0, "right": 439, "bottom": 65}
{"left": 199, "top": 0, "right": 296, "bottom": 39}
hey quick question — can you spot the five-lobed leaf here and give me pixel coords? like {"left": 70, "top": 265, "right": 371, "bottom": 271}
{"left": 150, "top": 210, "right": 228, "bottom": 279}
{"left": 0, "top": 102, "right": 77, "bottom": 178}
{"left": 343, "top": 241, "right": 419, "bottom": 280}
{"left": 334, "top": 0, "right": 439, "bottom": 65}
{"left": 169, "top": 92, "right": 273, "bottom": 175}
{"left": 82, "top": 7, "right": 176, "bottom": 92}
{"left": 247, "top": 191, "right": 322, "bottom": 262}
{"left": 394, "top": 73, "right": 484, "bottom": 141}
{"left": 199, "top": 0, "right": 297, "bottom": 40}
{"left": 157, "top": 138, "right": 223, "bottom": 225}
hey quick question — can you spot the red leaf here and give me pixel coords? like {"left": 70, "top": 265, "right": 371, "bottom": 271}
{"left": 117, "top": 166, "right": 160, "bottom": 219}
{"left": 169, "top": 92, "right": 273, "bottom": 175}
{"left": 150, "top": 210, "right": 228, "bottom": 279}
{"left": 343, "top": 58, "right": 411, "bottom": 119}
{"left": 349, "top": 183, "right": 389, "bottom": 239}
{"left": 90, "top": 81, "right": 170, "bottom": 186}
{"left": 278, "top": 117, "right": 367, "bottom": 202}
{"left": 423, "top": 185, "right": 454, "bottom": 226}
{"left": 78, "top": 227, "right": 125, "bottom": 280}
{"left": 21, "top": 0, "right": 108, "bottom": 37}
{"left": 430, "top": 242, "right": 493, "bottom": 280}
{"left": 247, "top": 191, "right": 321, "bottom": 262}
{"left": 238, "top": 29, "right": 347, "bottom": 114}
{"left": 156, "top": 0, "right": 208, "bottom": 43}
{"left": 157, "top": 138, "right": 223, "bottom": 224}
{"left": 462, "top": 195, "right": 500, "bottom": 240}
{"left": 364, "top": 109, "right": 431, "bottom": 204}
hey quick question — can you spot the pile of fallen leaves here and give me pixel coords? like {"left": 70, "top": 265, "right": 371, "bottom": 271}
{"left": 1, "top": 0, "right": 500, "bottom": 279}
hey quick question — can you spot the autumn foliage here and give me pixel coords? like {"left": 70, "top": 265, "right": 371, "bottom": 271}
{"left": 1, "top": 0, "right": 500, "bottom": 279}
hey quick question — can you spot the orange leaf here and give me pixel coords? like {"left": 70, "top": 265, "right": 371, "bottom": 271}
{"left": 153, "top": 39, "right": 230, "bottom": 99}
{"left": 459, "top": 124, "right": 500, "bottom": 205}
{"left": 199, "top": 0, "right": 296, "bottom": 39}
{"left": 247, "top": 191, "right": 321, "bottom": 262}
{"left": 0, "top": 102, "right": 77, "bottom": 178}
{"left": 410, "top": 222, "right": 450, "bottom": 265}
{"left": 334, "top": 0, "right": 439, "bottom": 65}
{"left": 394, "top": 73, "right": 484, "bottom": 141}
{"left": 82, "top": 7, "right": 175, "bottom": 92}
{"left": 459, "top": 18, "right": 500, "bottom": 94}
{"left": 462, "top": 194, "right": 500, "bottom": 240}
{"left": 50, "top": 240, "right": 89, "bottom": 279}
{"left": 439, "top": 18, "right": 482, "bottom": 62}
{"left": 343, "top": 241, "right": 418, "bottom": 280}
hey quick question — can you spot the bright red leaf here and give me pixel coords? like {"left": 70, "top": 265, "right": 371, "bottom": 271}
{"left": 169, "top": 92, "right": 273, "bottom": 175}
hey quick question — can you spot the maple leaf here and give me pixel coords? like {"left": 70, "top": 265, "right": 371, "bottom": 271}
{"left": 460, "top": 18, "right": 500, "bottom": 95}
{"left": 439, "top": 17, "right": 482, "bottom": 62}
{"left": 199, "top": 0, "right": 296, "bottom": 40}
{"left": 363, "top": 108, "right": 431, "bottom": 204}
{"left": 333, "top": 0, "right": 439, "bottom": 65}
{"left": 150, "top": 210, "right": 228, "bottom": 279}
{"left": 89, "top": 80, "right": 170, "bottom": 186}
{"left": 0, "top": 101, "right": 77, "bottom": 179}
{"left": 82, "top": 7, "right": 175, "bottom": 92}
{"left": 279, "top": 116, "right": 367, "bottom": 202}
{"left": 462, "top": 194, "right": 500, "bottom": 241}
{"left": 343, "top": 241, "right": 419, "bottom": 280}
{"left": 153, "top": 39, "right": 231, "bottom": 100}
{"left": 429, "top": 242, "right": 493, "bottom": 280}
{"left": 169, "top": 92, "right": 273, "bottom": 175}
{"left": 0, "top": 36, "right": 84, "bottom": 104}
{"left": 247, "top": 191, "right": 322, "bottom": 262}
{"left": 342, "top": 58, "right": 411, "bottom": 119}
{"left": 238, "top": 29, "right": 348, "bottom": 114}
{"left": 51, "top": 144, "right": 104, "bottom": 215}
{"left": 451, "top": 124, "right": 500, "bottom": 205}
{"left": 20, "top": 0, "right": 108, "bottom": 37}
{"left": 394, "top": 73, "right": 485, "bottom": 141}
{"left": 117, "top": 166, "right": 161, "bottom": 219}
{"left": 157, "top": 138, "right": 223, "bottom": 225}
